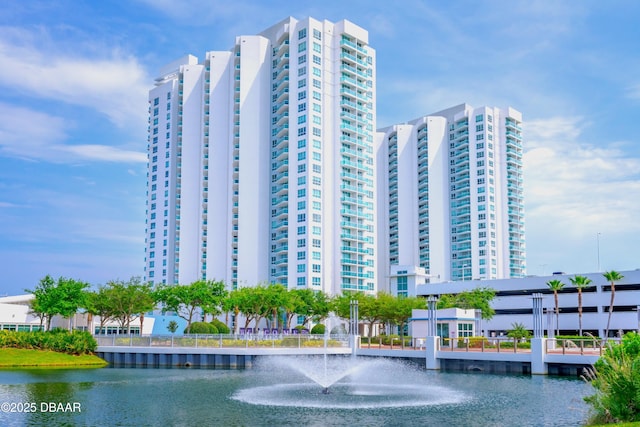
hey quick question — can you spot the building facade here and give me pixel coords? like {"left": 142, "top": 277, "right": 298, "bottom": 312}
{"left": 417, "top": 269, "right": 640, "bottom": 339}
{"left": 376, "top": 104, "right": 526, "bottom": 295}
{"left": 144, "top": 17, "right": 377, "bottom": 295}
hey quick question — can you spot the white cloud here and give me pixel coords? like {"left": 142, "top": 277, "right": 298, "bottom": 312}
{"left": 0, "top": 27, "right": 149, "bottom": 129}
{"left": 627, "top": 84, "right": 640, "bottom": 100}
{"left": 524, "top": 116, "right": 640, "bottom": 236}
{"left": 62, "top": 145, "right": 146, "bottom": 163}
{"left": 0, "top": 103, "right": 146, "bottom": 163}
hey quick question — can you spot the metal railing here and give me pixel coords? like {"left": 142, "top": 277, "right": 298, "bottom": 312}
{"left": 95, "top": 334, "right": 349, "bottom": 349}
{"left": 439, "top": 337, "right": 531, "bottom": 353}
{"left": 546, "top": 338, "right": 616, "bottom": 356}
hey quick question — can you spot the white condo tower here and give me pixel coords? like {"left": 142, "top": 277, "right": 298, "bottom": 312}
{"left": 376, "top": 104, "right": 526, "bottom": 296}
{"left": 144, "top": 17, "right": 377, "bottom": 295}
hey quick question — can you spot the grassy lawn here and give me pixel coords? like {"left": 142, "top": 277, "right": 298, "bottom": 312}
{"left": 0, "top": 348, "right": 107, "bottom": 368}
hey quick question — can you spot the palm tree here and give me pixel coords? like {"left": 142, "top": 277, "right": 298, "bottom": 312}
{"left": 546, "top": 279, "right": 565, "bottom": 336}
{"left": 603, "top": 270, "right": 624, "bottom": 339}
{"left": 569, "top": 275, "right": 592, "bottom": 336}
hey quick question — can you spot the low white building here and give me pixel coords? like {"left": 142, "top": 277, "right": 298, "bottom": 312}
{"left": 410, "top": 307, "right": 477, "bottom": 347}
{"left": 416, "top": 269, "right": 640, "bottom": 338}
{"left": 0, "top": 295, "right": 154, "bottom": 335}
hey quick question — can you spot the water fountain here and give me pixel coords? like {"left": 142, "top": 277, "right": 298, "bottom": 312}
{"left": 232, "top": 356, "right": 469, "bottom": 409}
{"left": 234, "top": 309, "right": 469, "bottom": 409}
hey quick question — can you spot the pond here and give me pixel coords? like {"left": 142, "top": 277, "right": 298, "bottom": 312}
{"left": 0, "top": 357, "right": 592, "bottom": 426}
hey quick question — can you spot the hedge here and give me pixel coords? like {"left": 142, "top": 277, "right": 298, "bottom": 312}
{"left": 0, "top": 330, "right": 97, "bottom": 355}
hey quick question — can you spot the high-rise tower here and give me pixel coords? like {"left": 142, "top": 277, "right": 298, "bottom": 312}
{"left": 144, "top": 17, "right": 377, "bottom": 295}
{"left": 376, "top": 104, "right": 525, "bottom": 295}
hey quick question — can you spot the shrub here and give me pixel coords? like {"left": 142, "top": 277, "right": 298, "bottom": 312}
{"left": 0, "top": 330, "right": 97, "bottom": 355}
{"left": 498, "top": 341, "right": 531, "bottom": 349}
{"left": 186, "top": 322, "right": 218, "bottom": 334}
{"left": 507, "top": 322, "right": 531, "bottom": 340}
{"left": 584, "top": 332, "right": 640, "bottom": 424}
{"left": 211, "top": 319, "right": 230, "bottom": 334}
{"left": 310, "top": 324, "right": 325, "bottom": 335}
{"left": 468, "top": 337, "right": 489, "bottom": 348}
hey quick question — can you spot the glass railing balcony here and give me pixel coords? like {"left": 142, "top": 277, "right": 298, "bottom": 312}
{"left": 341, "top": 196, "right": 373, "bottom": 208}
{"left": 341, "top": 222, "right": 373, "bottom": 232}
{"left": 340, "top": 123, "right": 360, "bottom": 133}
{"left": 340, "top": 246, "right": 371, "bottom": 254}
{"left": 271, "top": 195, "right": 288, "bottom": 205}
{"left": 340, "top": 75, "right": 357, "bottom": 86}
{"left": 340, "top": 38, "right": 368, "bottom": 55}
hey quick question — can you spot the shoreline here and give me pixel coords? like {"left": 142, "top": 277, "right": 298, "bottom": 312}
{"left": 0, "top": 348, "right": 108, "bottom": 368}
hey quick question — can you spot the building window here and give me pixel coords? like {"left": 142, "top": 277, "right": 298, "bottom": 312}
{"left": 458, "top": 323, "right": 473, "bottom": 337}
{"left": 298, "top": 28, "right": 307, "bottom": 39}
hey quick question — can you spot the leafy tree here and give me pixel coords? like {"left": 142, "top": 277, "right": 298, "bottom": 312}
{"left": 262, "top": 283, "right": 288, "bottom": 331}
{"left": 437, "top": 287, "right": 496, "bottom": 319}
{"left": 27, "top": 275, "right": 57, "bottom": 330}
{"left": 332, "top": 292, "right": 362, "bottom": 323}
{"left": 334, "top": 292, "right": 389, "bottom": 339}
{"left": 283, "top": 288, "right": 310, "bottom": 330}
{"left": 232, "top": 286, "right": 269, "bottom": 330}
{"left": 292, "top": 289, "right": 332, "bottom": 328}
{"left": 223, "top": 288, "right": 243, "bottom": 334}
{"left": 155, "top": 280, "right": 227, "bottom": 333}
{"left": 107, "top": 277, "right": 155, "bottom": 334}
{"left": 569, "top": 275, "right": 592, "bottom": 336}
{"left": 26, "top": 275, "right": 89, "bottom": 330}
{"left": 382, "top": 295, "right": 426, "bottom": 348}
{"left": 307, "top": 289, "right": 332, "bottom": 325}
{"left": 85, "top": 286, "right": 119, "bottom": 334}
{"left": 603, "top": 270, "right": 624, "bottom": 339}
{"left": 56, "top": 278, "right": 90, "bottom": 329}
{"left": 546, "top": 279, "right": 565, "bottom": 336}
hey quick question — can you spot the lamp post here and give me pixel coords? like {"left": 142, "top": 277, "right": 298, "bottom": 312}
{"left": 597, "top": 232, "right": 601, "bottom": 272}
{"left": 349, "top": 299, "right": 359, "bottom": 359}
{"left": 426, "top": 296, "right": 438, "bottom": 337}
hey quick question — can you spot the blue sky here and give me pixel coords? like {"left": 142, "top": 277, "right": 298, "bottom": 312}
{"left": 1, "top": 0, "right": 639, "bottom": 295}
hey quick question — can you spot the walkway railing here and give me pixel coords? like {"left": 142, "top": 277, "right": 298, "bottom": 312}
{"left": 546, "top": 338, "right": 613, "bottom": 356}
{"left": 439, "top": 337, "right": 532, "bottom": 353}
{"left": 357, "top": 337, "right": 617, "bottom": 356}
{"left": 95, "top": 334, "right": 349, "bottom": 349}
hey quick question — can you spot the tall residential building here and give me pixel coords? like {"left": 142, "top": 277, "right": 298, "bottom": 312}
{"left": 376, "top": 104, "right": 525, "bottom": 296}
{"left": 144, "top": 17, "right": 377, "bottom": 295}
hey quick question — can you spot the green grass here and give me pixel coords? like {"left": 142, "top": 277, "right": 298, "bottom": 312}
{"left": 0, "top": 348, "right": 107, "bottom": 368}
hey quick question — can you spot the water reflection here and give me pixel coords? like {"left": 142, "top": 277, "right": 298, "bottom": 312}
{"left": 0, "top": 365, "right": 591, "bottom": 426}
